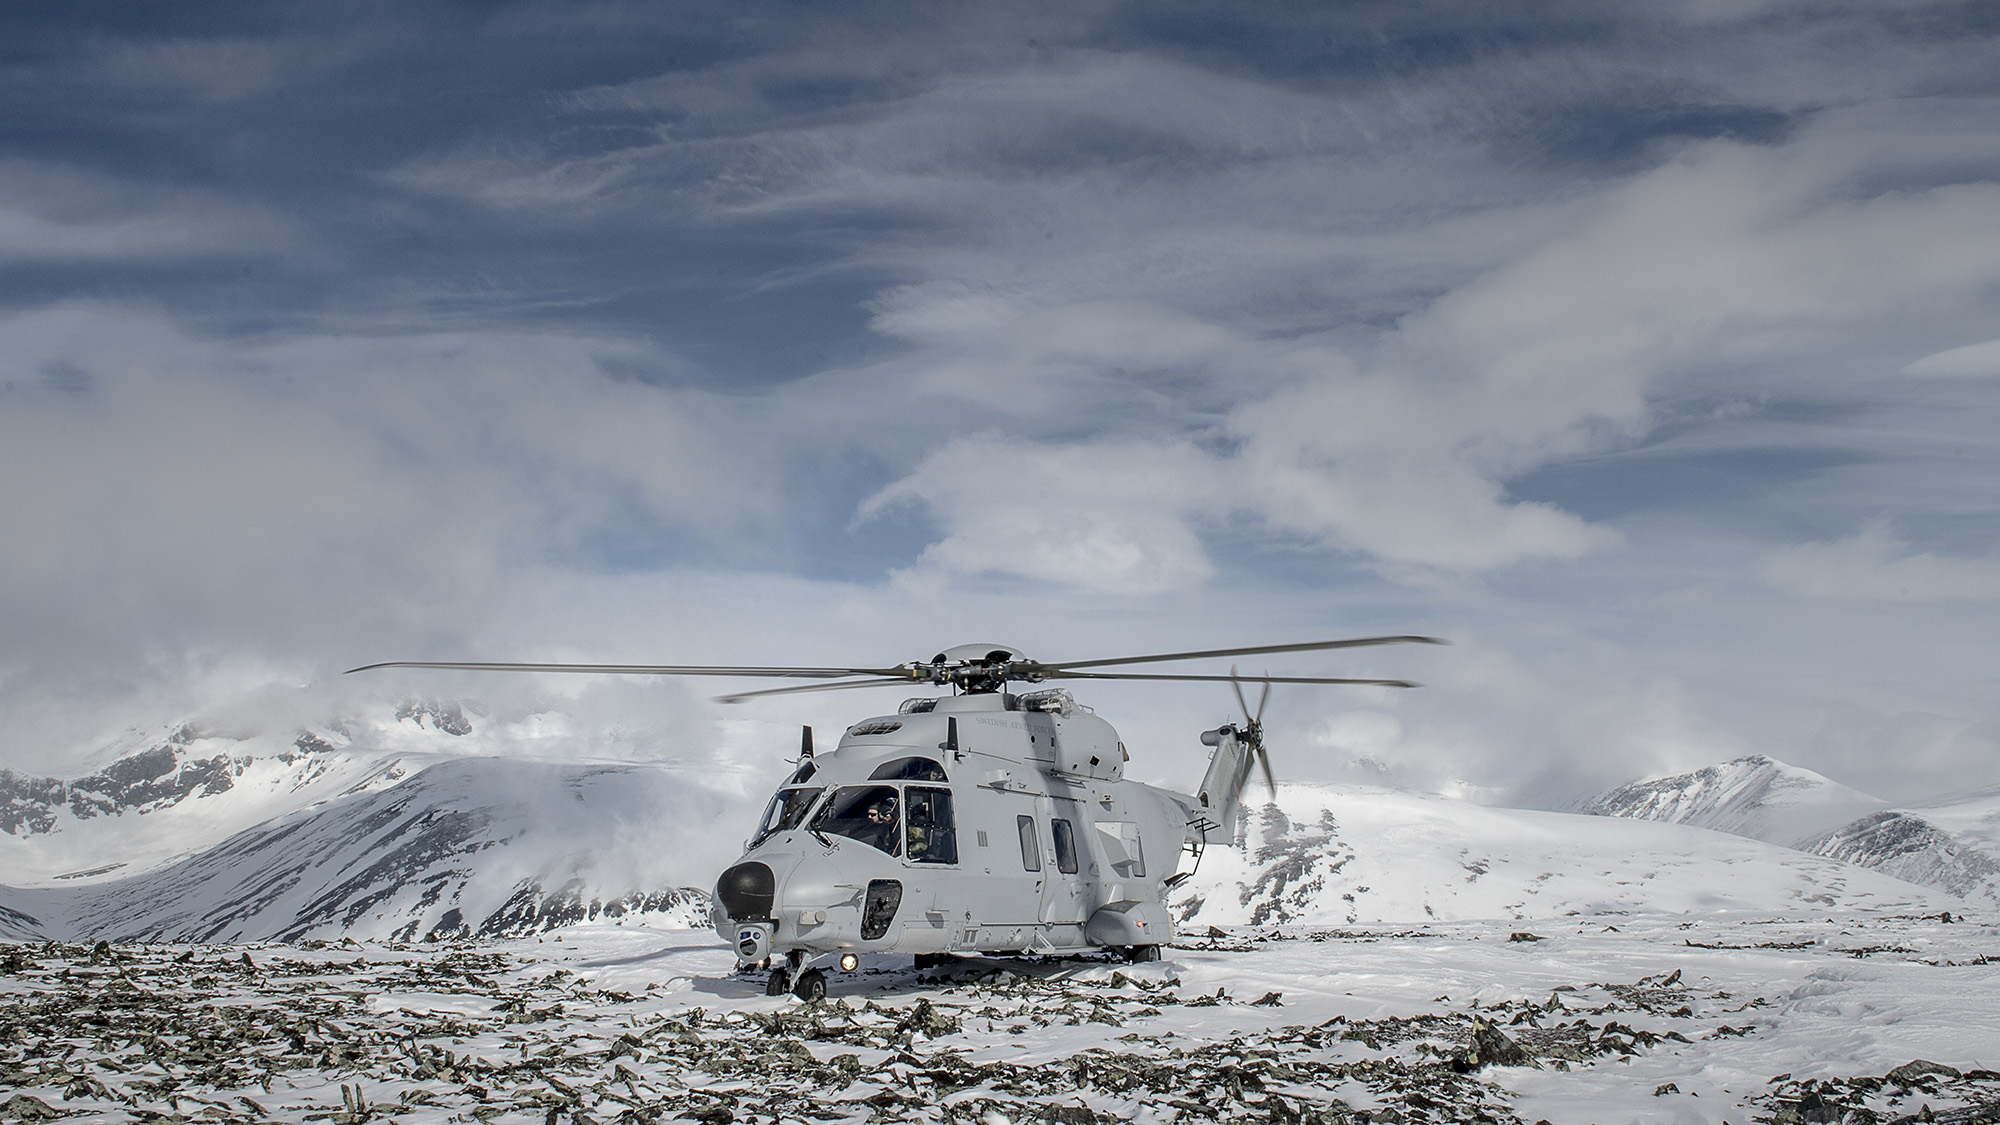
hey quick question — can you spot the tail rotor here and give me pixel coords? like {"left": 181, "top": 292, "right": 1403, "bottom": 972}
{"left": 1230, "top": 667, "right": 1277, "bottom": 798}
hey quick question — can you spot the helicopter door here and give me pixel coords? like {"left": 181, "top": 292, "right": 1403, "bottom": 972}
{"left": 1036, "top": 797, "right": 1091, "bottom": 930}
{"left": 963, "top": 812, "right": 1046, "bottom": 945}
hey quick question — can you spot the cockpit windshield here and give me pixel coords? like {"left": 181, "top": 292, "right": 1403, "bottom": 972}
{"left": 810, "top": 785, "right": 902, "bottom": 856}
{"left": 751, "top": 786, "right": 823, "bottom": 849}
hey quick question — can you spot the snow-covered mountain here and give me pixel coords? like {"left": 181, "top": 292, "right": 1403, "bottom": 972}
{"left": 1582, "top": 755, "right": 2000, "bottom": 906}
{"left": 1799, "top": 788, "right": 2000, "bottom": 907}
{"left": 4, "top": 756, "right": 1955, "bottom": 944}
{"left": 1578, "top": 754, "right": 1887, "bottom": 846}
{"left": 0, "top": 756, "right": 735, "bottom": 942}
{"left": 0, "top": 703, "right": 484, "bottom": 886}
{"left": 1172, "top": 782, "right": 1948, "bottom": 929}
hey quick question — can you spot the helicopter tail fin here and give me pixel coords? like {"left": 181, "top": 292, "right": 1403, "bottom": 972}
{"left": 1193, "top": 724, "right": 1256, "bottom": 843}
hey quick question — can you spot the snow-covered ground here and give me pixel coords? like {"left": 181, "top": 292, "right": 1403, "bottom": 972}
{"left": 1175, "top": 784, "right": 1945, "bottom": 929}
{"left": 5, "top": 908, "right": 1996, "bottom": 1125}
{"left": 5, "top": 751, "right": 1998, "bottom": 1122}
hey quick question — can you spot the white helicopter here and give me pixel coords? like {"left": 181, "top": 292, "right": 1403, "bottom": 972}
{"left": 349, "top": 635, "right": 1440, "bottom": 999}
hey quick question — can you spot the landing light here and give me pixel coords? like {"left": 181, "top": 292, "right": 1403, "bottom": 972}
{"left": 838, "top": 952, "right": 860, "bottom": 972}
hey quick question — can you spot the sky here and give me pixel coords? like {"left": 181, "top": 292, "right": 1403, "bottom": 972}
{"left": 1, "top": 0, "right": 1996, "bottom": 808}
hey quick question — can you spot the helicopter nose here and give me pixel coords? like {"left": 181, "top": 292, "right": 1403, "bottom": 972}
{"left": 714, "top": 861, "right": 775, "bottom": 921}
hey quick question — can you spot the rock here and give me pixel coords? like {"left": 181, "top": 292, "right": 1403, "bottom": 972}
{"left": 1887, "top": 1060, "right": 1961, "bottom": 1086}
{"left": 1654, "top": 1083, "right": 1679, "bottom": 1096}
{"left": 1507, "top": 932, "right": 1543, "bottom": 943}
{"left": 1, "top": 1095, "right": 66, "bottom": 1121}
{"left": 1455, "top": 1019, "right": 1539, "bottom": 1071}
{"left": 897, "top": 997, "right": 961, "bottom": 1037}
{"left": 1791, "top": 1087, "right": 1846, "bottom": 1124}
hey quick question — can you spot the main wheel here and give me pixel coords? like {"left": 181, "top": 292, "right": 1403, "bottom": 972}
{"left": 792, "top": 968, "right": 828, "bottom": 1002}
{"left": 1125, "top": 944, "right": 1161, "bottom": 963}
{"left": 764, "top": 967, "right": 791, "bottom": 996}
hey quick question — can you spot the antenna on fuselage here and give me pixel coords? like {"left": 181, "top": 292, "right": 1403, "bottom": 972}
{"left": 940, "top": 716, "right": 962, "bottom": 761}
{"left": 800, "top": 725, "right": 814, "bottom": 760}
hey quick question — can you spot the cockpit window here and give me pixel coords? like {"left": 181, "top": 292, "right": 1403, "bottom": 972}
{"left": 905, "top": 786, "right": 957, "bottom": 864}
{"left": 750, "top": 786, "right": 822, "bottom": 849}
{"left": 811, "top": 785, "right": 902, "bottom": 856}
{"left": 867, "top": 756, "right": 948, "bottom": 782}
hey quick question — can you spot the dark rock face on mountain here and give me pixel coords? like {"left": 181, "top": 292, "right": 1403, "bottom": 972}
{"left": 394, "top": 699, "right": 474, "bottom": 736}
{"left": 0, "top": 726, "right": 243, "bottom": 836}
{"left": 461, "top": 882, "right": 713, "bottom": 939}
{"left": 1799, "top": 811, "right": 2000, "bottom": 904}
{"left": 1580, "top": 754, "right": 1886, "bottom": 847}
{"left": 1239, "top": 805, "right": 1356, "bottom": 927}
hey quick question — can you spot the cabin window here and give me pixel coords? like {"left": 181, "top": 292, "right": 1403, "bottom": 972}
{"left": 868, "top": 756, "right": 948, "bottom": 781}
{"left": 905, "top": 786, "right": 958, "bottom": 864}
{"left": 861, "top": 879, "right": 902, "bottom": 940}
{"left": 1016, "top": 815, "right": 1041, "bottom": 872}
{"left": 1051, "top": 817, "right": 1079, "bottom": 874}
{"left": 750, "top": 786, "right": 822, "bottom": 849}
{"left": 810, "top": 785, "right": 902, "bottom": 856}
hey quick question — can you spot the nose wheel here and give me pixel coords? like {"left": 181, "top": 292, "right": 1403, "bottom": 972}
{"left": 764, "top": 967, "right": 791, "bottom": 996}
{"left": 792, "top": 968, "right": 827, "bottom": 1002}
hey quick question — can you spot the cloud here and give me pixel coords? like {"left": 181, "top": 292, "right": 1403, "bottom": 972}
{"left": 860, "top": 434, "right": 1224, "bottom": 595}
{"left": 1904, "top": 339, "right": 2000, "bottom": 379}
{"left": 0, "top": 161, "right": 307, "bottom": 264}
{"left": 0, "top": 302, "right": 780, "bottom": 666}
{"left": 79, "top": 31, "right": 388, "bottom": 105}
{"left": 1760, "top": 519, "right": 2000, "bottom": 602}
{"left": 1, "top": 2, "right": 1996, "bottom": 813}
{"left": 859, "top": 107, "right": 2000, "bottom": 587}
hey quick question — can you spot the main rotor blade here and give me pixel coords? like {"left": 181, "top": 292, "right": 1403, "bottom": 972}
{"left": 1043, "top": 635, "right": 1445, "bottom": 672}
{"left": 711, "top": 677, "right": 920, "bottom": 704}
{"left": 345, "top": 660, "right": 912, "bottom": 679}
{"left": 1046, "top": 671, "right": 1418, "bottom": 688}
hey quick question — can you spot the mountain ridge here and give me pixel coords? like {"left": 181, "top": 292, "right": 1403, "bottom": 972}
{"left": 1, "top": 756, "right": 733, "bottom": 943}
{"left": 1583, "top": 754, "right": 2000, "bottom": 906}
{"left": 1579, "top": 753, "right": 1888, "bottom": 846}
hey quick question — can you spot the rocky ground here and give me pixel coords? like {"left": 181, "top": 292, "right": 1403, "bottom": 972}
{"left": 3, "top": 908, "right": 1998, "bottom": 1124}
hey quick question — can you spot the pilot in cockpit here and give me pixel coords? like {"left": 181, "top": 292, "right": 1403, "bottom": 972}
{"left": 864, "top": 794, "right": 900, "bottom": 853}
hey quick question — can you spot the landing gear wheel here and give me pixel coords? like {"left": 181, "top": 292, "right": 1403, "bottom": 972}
{"left": 792, "top": 968, "right": 827, "bottom": 1002}
{"left": 765, "top": 967, "right": 791, "bottom": 996}
{"left": 1126, "top": 944, "right": 1161, "bottom": 963}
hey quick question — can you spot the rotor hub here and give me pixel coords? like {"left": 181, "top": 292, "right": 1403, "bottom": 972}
{"left": 908, "top": 644, "right": 1040, "bottom": 693}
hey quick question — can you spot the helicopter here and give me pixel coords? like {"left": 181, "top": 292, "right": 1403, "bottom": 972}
{"left": 348, "top": 634, "right": 1442, "bottom": 1000}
